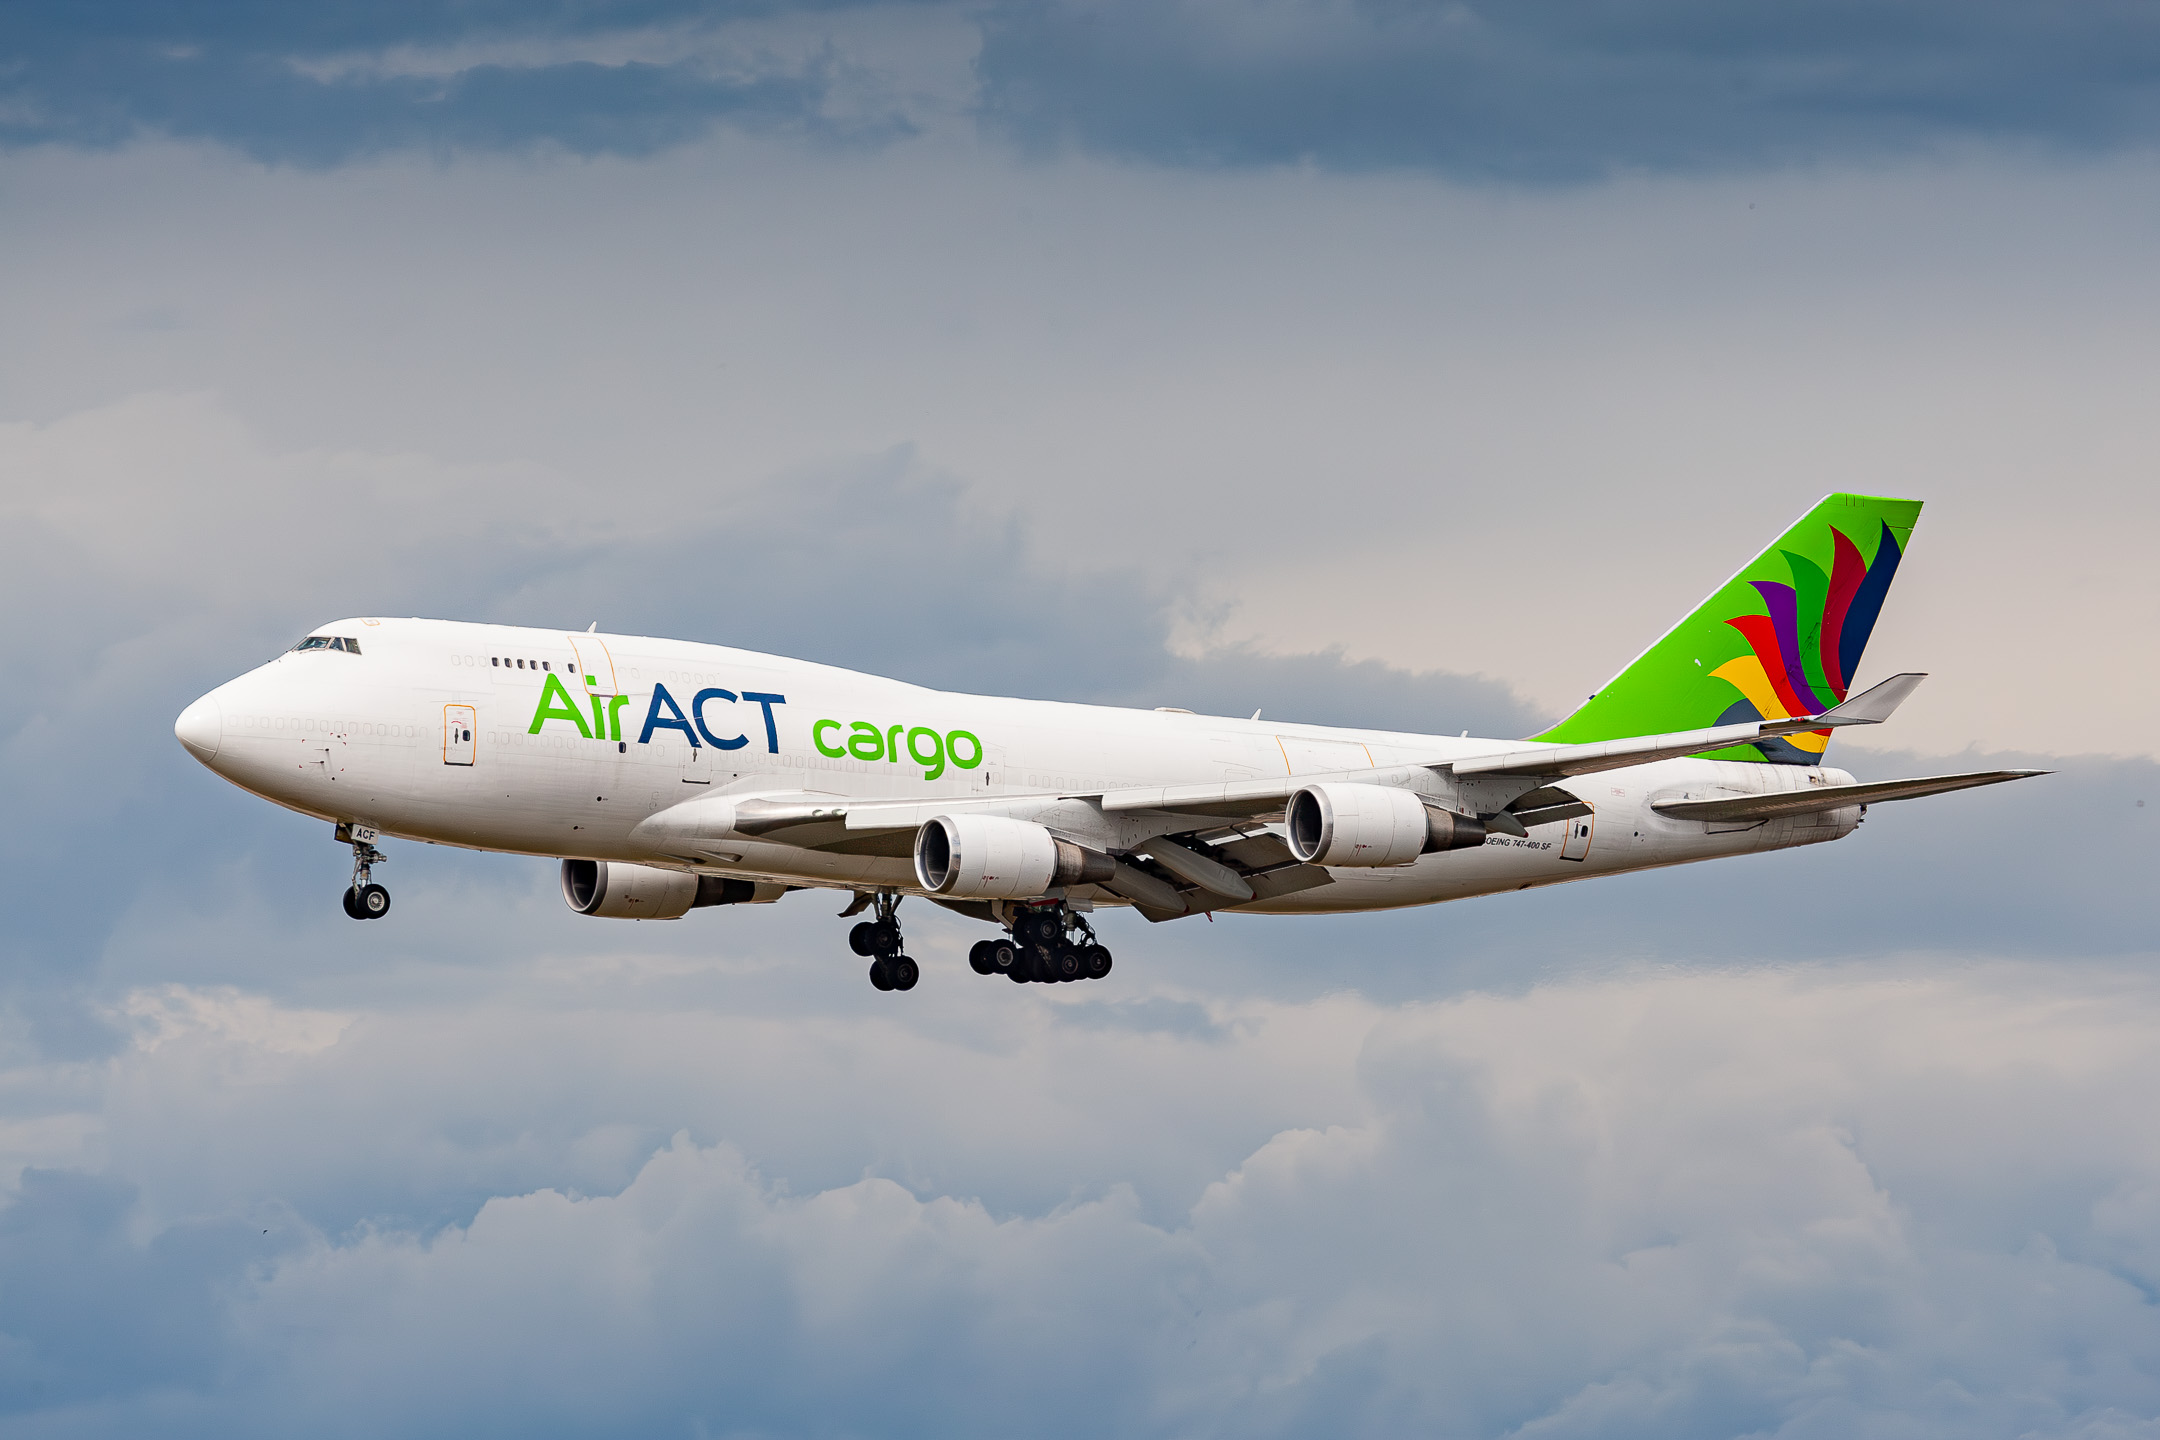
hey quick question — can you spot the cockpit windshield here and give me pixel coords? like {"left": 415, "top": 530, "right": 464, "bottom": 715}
{"left": 292, "top": 635, "right": 361, "bottom": 655}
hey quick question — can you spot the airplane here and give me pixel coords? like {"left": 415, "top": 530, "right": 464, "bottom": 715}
{"left": 174, "top": 493, "right": 2041, "bottom": 991}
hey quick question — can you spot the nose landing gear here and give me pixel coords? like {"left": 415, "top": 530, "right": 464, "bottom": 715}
{"left": 845, "top": 892, "right": 917, "bottom": 991}
{"left": 336, "top": 822, "right": 391, "bottom": 921}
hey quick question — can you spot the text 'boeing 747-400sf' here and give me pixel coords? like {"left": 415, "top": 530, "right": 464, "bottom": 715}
{"left": 175, "top": 494, "right": 2042, "bottom": 991}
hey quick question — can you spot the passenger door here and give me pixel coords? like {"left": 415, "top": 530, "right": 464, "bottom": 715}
{"left": 444, "top": 705, "right": 476, "bottom": 766}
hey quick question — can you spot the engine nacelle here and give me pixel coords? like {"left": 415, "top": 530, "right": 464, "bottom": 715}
{"left": 913, "top": 815, "right": 1114, "bottom": 899}
{"left": 1285, "top": 783, "right": 1486, "bottom": 867}
{"left": 560, "top": 860, "right": 786, "bottom": 919}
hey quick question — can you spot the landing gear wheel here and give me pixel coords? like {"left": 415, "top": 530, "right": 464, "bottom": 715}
{"left": 969, "top": 940, "right": 996, "bottom": 975}
{"left": 341, "top": 826, "right": 390, "bottom": 919}
{"left": 1026, "top": 947, "right": 1059, "bottom": 984}
{"left": 1082, "top": 944, "right": 1112, "bottom": 980}
{"left": 986, "top": 939, "right": 1017, "bottom": 974}
{"left": 1052, "top": 945, "right": 1083, "bottom": 982}
{"left": 846, "top": 892, "right": 910, "bottom": 981}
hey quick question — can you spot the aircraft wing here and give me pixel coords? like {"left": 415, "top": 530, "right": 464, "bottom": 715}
{"left": 635, "top": 674, "right": 1941, "bottom": 859}
{"left": 1650, "top": 769, "right": 2047, "bottom": 822}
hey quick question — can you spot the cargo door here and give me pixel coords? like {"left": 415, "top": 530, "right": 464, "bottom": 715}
{"left": 1560, "top": 809, "right": 1594, "bottom": 861}
{"left": 567, "top": 634, "right": 622, "bottom": 742}
{"left": 1275, "top": 735, "right": 1374, "bottom": 775}
{"left": 444, "top": 705, "right": 476, "bottom": 766}
{"left": 568, "top": 634, "right": 618, "bottom": 694}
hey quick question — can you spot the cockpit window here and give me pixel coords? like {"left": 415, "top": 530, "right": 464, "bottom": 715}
{"left": 292, "top": 635, "right": 361, "bottom": 655}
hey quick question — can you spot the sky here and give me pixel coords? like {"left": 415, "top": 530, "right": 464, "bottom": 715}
{"left": 0, "top": 2, "right": 2157, "bottom": 1435}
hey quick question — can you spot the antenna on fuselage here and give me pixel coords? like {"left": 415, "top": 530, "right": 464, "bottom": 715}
{"left": 587, "top": 622, "right": 597, "bottom": 632}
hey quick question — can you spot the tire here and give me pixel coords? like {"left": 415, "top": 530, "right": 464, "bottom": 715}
{"left": 849, "top": 922, "right": 880, "bottom": 957}
{"left": 1083, "top": 944, "right": 1112, "bottom": 980}
{"left": 358, "top": 884, "right": 391, "bottom": 919}
{"left": 890, "top": 956, "right": 919, "bottom": 991}
{"left": 1052, "top": 946, "right": 1082, "bottom": 982}
{"left": 871, "top": 919, "right": 901, "bottom": 956}
{"left": 1007, "top": 962, "right": 1030, "bottom": 983}
{"left": 969, "top": 940, "right": 996, "bottom": 975}
{"left": 869, "top": 959, "right": 894, "bottom": 991}
{"left": 987, "top": 939, "right": 1017, "bottom": 972}
{"left": 341, "top": 886, "right": 363, "bottom": 919}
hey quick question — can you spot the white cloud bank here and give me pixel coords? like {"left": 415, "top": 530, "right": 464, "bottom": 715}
{"left": 9, "top": 961, "right": 2160, "bottom": 1436}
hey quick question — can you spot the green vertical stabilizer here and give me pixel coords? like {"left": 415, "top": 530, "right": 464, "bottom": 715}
{"left": 1535, "top": 494, "right": 1922, "bottom": 764}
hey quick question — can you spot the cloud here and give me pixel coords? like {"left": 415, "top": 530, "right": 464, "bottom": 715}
{"left": 12, "top": 2, "right": 2160, "bottom": 176}
{"left": 0, "top": 2, "right": 922, "bottom": 165}
{"left": 8, "top": 965, "right": 2160, "bottom": 1434}
{"left": 975, "top": 0, "right": 2160, "bottom": 180}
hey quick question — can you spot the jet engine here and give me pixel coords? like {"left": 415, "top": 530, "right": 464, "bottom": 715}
{"left": 560, "top": 859, "right": 780, "bottom": 919}
{"left": 1285, "top": 783, "right": 1487, "bottom": 867}
{"left": 914, "top": 815, "right": 1115, "bottom": 899}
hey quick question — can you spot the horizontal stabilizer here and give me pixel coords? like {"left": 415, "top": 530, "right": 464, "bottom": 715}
{"left": 1812, "top": 672, "right": 1926, "bottom": 726}
{"left": 1650, "top": 768, "right": 2046, "bottom": 823}
{"left": 1454, "top": 673, "right": 1928, "bottom": 780}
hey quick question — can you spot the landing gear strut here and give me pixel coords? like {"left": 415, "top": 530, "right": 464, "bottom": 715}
{"left": 976, "top": 904, "right": 1111, "bottom": 984}
{"left": 336, "top": 822, "right": 391, "bottom": 921}
{"left": 846, "top": 891, "right": 917, "bottom": 991}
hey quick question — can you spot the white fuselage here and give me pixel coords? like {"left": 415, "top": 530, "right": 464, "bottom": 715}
{"left": 175, "top": 617, "right": 1861, "bottom": 915}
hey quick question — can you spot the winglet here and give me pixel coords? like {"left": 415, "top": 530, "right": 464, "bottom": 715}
{"left": 1812, "top": 672, "right": 1925, "bottom": 727}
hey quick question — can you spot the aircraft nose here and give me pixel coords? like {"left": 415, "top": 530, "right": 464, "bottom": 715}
{"left": 175, "top": 693, "right": 224, "bottom": 763}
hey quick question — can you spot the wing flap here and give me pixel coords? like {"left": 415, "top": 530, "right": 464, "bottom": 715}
{"left": 1651, "top": 769, "right": 2046, "bottom": 822}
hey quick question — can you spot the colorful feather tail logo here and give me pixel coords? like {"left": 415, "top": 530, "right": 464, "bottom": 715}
{"left": 1713, "top": 520, "right": 1905, "bottom": 763}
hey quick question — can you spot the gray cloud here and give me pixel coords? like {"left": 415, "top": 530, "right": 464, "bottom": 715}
{"left": 0, "top": 2, "right": 915, "bottom": 165}
{"left": 0, "top": 392, "right": 2151, "bottom": 1435}
{"left": 11, "top": 1, "right": 2160, "bottom": 176}
{"left": 975, "top": 0, "right": 2160, "bottom": 180}
{"left": 7, "top": 967, "right": 2160, "bottom": 1433}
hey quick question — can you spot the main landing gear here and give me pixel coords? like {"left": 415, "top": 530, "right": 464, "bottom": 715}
{"left": 847, "top": 892, "right": 918, "bottom": 991}
{"left": 336, "top": 823, "right": 391, "bottom": 921}
{"left": 973, "top": 905, "right": 1112, "bottom": 985}
{"left": 839, "top": 896, "right": 1115, "bottom": 992}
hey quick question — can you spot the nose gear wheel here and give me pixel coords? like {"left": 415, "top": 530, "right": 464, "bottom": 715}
{"left": 337, "top": 824, "right": 391, "bottom": 921}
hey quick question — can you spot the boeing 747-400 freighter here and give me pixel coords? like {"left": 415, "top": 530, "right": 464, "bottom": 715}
{"left": 175, "top": 494, "right": 2039, "bottom": 990}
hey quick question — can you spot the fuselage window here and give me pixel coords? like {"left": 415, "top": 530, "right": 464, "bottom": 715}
{"left": 541, "top": 661, "right": 550, "bottom": 671}
{"left": 517, "top": 659, "right": 525, "bottom": 669}
{"left": 492, "top": 657, "right": 500, "bottom": 666}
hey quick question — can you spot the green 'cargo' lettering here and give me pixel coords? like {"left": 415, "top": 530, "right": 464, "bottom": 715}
{"left": 812, "top": 718, "right": 986, "bottom": 780}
